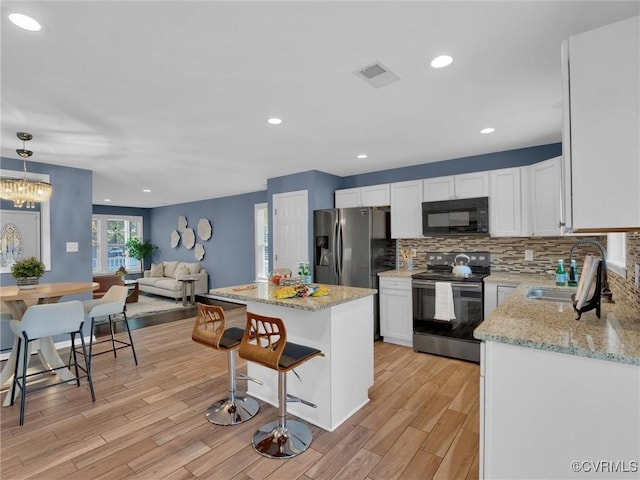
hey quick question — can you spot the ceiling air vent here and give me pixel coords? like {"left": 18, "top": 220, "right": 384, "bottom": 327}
{"left": 354, "top": 61, "right": 401, "bottom": 88}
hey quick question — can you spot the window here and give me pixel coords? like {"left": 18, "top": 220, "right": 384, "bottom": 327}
{"left": 607, "top": 233, "right": 626, "bottom": 277}
{"left": 92, "top": 214, "right": 143, "bottom": 274}
{"left": 254, "top": 203, "right": 269, "bottom": 280}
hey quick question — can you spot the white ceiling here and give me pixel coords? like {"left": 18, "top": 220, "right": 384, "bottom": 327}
{"left": 2, "top": 1, "right": 638, "bottom": 208}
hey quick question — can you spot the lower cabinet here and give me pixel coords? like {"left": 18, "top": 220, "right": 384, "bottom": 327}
{"left": 379, "top": 276, "right": 413, "bottom": 347}
{"left": 480, "top": 341, "right": 640, "bottom": 479}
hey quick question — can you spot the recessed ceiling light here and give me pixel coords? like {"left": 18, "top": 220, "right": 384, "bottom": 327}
{"left": 8, "top": 13, "right": 42, "bottom": 32}
{"left": 357, "top": 154, "right": 368, "bottom": 159}
{"left": 267, "top": 118, "right": 283, "bottom": 125}
{"left": 480, "top": 127, "right": 495, "bottom": 134}
{"left": 430, "top": 55, "right": 453, "bottom": 69}
{"left": 104, "top": 198, "right": 111, "bottom": 202}
{"left": 142, "top": 189, "right": 151, "bottom": 193}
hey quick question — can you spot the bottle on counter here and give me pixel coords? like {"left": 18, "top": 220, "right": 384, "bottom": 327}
{"left": 555, "top": 259, "right": 567, "bottom": 286}
{"left": 568, "top": 259, "right": 579, "bottom": 287}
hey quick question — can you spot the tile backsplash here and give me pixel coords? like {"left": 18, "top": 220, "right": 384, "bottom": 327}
{"left": 398, "top": 233, "right": 640, "bottom": 313}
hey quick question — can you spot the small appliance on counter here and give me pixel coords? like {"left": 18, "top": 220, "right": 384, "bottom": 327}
{"left": 412, "top": 251, "right": 491, "bottom": 363}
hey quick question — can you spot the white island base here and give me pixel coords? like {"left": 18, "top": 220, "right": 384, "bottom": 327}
{"left": 244, "top": 295, "right": 374, "bottom": 432}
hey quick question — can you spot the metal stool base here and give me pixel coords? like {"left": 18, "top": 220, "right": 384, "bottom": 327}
{"left": 205, "top": 396, "right": 259, "bottom": 425}
{"left": 252, "top": 420, "right": 313, "bottom": 459}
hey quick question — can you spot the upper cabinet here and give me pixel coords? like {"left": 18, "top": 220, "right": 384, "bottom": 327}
{"left": 423, "top": 172, "right": 489, "bottom": 201}
{"left": 390, "top": 180, "right": 423, "bottom": 238}
{"left": 489, "top": 167, "right": 524, "bottom": 237}
{"left": 335, "top": 184, "right": 390, "bottom": 208}
{"left": 528, "top": 157, "right": 562, "bottom": 236}
{"left": 562, "top": 16, "right": 640, "bottom": 232}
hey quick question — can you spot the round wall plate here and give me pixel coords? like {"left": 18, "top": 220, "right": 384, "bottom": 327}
{"left": 170, "top": 230, "right": 180, "bottom": 248}
{"left": 183, "top": 227, "right": 195, "bottom": 249}
{"left": 197, "top": 218, "right": 212, "bottom": 240}
{"left": 178, "top": 215, "right": 188, "bottom": 232}
{"left": 195, "top": 243, "right": 205, "bottom": 260}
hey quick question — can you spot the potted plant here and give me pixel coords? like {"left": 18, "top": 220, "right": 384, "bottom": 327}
{"left": 125, "top": 237, "right": 158, "bottom": 275}
{"left": 115, "top": 266, "right": 128, "bottom": 277}
{"left": 11, "top": 257, "right": 46, "bottom": 289}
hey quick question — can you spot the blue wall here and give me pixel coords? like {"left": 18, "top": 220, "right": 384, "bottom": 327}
{"left": 1, "top": 157, "right": 93, "bottom": 350}
{"left": 149, "top": 190, "right": 267, "bottom": 288}
{"left": 340, "top": 143, "right": 562, "bottom": 188}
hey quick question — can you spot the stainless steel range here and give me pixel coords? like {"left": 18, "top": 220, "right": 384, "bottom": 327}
{"left": 412, "top": 251, "right": 490, "bottom": 363}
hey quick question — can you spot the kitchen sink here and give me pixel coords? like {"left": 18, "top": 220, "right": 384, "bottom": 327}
{"left": 526, "top": 287, "right": 575, "bottom": 303}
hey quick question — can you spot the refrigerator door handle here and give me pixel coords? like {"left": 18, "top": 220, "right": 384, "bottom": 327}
{"left": 336, "top": 220, "right": 343, "bottom": 282}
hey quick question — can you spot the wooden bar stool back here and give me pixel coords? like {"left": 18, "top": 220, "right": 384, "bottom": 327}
{"left": 192, "top": 303, "right": 260, "bottom": 425}
{"left": 239, "top": 311, "right": 324, "bottom": 459}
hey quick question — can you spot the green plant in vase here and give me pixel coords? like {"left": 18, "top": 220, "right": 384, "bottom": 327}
{"left": 11, "top": 257, "right": 46, "bottom": 289}
{"left": 125, "top": 238, "right": 158, "bottom": 275}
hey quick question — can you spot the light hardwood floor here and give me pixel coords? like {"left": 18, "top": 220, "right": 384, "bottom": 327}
{"left": 0, "top": 308, "right": 480, "bottom": 479}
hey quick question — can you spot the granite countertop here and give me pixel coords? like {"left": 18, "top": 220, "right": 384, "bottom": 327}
{"left": 208, "top": 282, "right": 377, "bottom": 312}
{"left": 378, "top": 269, "right": 426, "bottom": 278}
{"left": 484, "top": 271, "right": 554, "bottom": 284}
{"left": 475, "top": 277, "right": 640, "bottom": 366}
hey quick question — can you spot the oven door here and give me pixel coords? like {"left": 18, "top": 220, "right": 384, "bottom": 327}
{"left": 412, "top": 280, "right": 484, "bottom": 340}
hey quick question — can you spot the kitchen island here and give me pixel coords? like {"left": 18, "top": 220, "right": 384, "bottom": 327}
{"left": 208, "top": 282, "right": 377, "bottom": 432}
{"left": 474, "top": 279, "right": 640, "bottom": 479}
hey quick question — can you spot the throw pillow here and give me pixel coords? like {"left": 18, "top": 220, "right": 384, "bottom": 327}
{"left": 163, "top": 261, "right": 179, "bottom": 278}
{"left": 184, "top": 262, "right": 201, "bottom": 274}
{"left": 149, "top": 263, "right": 164, "bottom": 278}
{"left": 174, "top": 265, "right": 190, "bottom": 278}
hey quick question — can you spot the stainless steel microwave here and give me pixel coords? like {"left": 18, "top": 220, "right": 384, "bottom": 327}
{"left": 422, "top": 196, "right": 489, "bottom": 236}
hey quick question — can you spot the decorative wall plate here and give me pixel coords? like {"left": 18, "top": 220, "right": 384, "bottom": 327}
{"left": 170, "top": 230, "right": 180, "bottom": 248}
{"left": 183, "top": 227, "right": 195, "bottom": 249}
{"left": 178, "top": 215, "right": 188, "bottom": 232}
{"left": 197, "top": 218, "right": 212, "bottom": 241}
{"left": 195, "top": 243, "right": 205, "bottom": 261}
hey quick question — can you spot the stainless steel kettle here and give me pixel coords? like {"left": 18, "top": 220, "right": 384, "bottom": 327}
{"left": 451, "top": 254, "right": 472, "bottom": 277}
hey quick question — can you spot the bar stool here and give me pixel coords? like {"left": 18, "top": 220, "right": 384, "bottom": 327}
{"left": 239, "top": 311, "right": 324, "bottom": 459}
{"left": 81, "top": 285, "right": 137, "bottom": 366}
{"left": 192, "top": 303, "right": 260, "bottom": 425}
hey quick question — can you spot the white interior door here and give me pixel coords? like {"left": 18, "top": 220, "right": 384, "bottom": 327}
{"left": 272, "top": 190, "right": 308, "bottom": 274}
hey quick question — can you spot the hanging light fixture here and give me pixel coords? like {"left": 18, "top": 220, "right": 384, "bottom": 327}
{"left": 0, "top": 132, "right": 53, "bottom": 208}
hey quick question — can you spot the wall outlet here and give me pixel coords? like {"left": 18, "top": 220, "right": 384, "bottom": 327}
{"left": 524, "top": 249, "right": 534, "bottom": 262}
{"left": 66, "top": 242, "right": 79, "bottom": 252}
{"left": 411, "top": 248, "right": 417, "bottom": 257}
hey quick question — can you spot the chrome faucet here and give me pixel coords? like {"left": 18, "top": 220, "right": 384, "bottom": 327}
{"left": 569, "top": 239, "right": 614, "bottom": 303}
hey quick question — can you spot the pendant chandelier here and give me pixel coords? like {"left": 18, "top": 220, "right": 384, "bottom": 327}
{"left": 0, "top": 132, "right": 53, "bottom": 208}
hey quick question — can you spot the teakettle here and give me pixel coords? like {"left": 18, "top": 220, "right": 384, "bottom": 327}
{"left": 451, "top": 253, "right": 472, "bottom": 277}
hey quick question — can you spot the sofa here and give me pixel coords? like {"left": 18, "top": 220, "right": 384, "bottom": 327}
{"left": 137, "top": 261, "right": 208, "bottom": 300}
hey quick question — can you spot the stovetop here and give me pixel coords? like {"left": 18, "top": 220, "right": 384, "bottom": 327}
{"left": 412, "top": 251, "right": 491, "bottom": 283}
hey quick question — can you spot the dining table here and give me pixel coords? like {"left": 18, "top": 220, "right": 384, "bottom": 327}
{"left": 0, "top": 281, "right": 99, "bottom": 407}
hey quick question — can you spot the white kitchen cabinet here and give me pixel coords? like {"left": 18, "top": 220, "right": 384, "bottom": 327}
{"left": 528, "top": 156, "right": 562, "bottom": 236}
{"left": 335, "top": 188, "right": 360, "bottom": 208}
{"left": 423, "top": 172, "right": 489, "bottom": 201}
{"left": 562, "top": 16, "right": 640, "bottom": 232}
{"left": 379, "top": 276, "right": 413, "bottom": 347}
{"left": 480, "top": 341, "right": 640, "bottom": 479}
{"left": 335, "top": 184, "right": 390, "bottom": 208}
{"left": 483, "top": 281, "right": 518, "bottom": 318}
{"left": 489, "top": 167, "right": 525, "bottom": 237}
{"left": 390, "top": 180, "right": 423, "bottom": 238}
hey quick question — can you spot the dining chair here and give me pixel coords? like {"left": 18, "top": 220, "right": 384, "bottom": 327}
{"left": 10, "top": 300, "right": 95, "bottom": 426}
{"left": 82, "top": 285, "right": 138, "bottom": 366}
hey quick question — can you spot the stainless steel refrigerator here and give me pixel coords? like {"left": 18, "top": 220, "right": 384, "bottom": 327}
{"left": 313, "top": 207, "right": 396, "bottom": 339}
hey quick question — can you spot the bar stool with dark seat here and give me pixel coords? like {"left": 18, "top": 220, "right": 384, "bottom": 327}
{"left": 192, "top": 303, "right": 260, "bottom": 425}
{"left": 239, "top": 311, "right": 325, "bottom": 459}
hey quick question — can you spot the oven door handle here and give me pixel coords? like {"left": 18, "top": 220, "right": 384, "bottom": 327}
{"left": 412, "top": 281, "right": 482, "bottom": 290}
